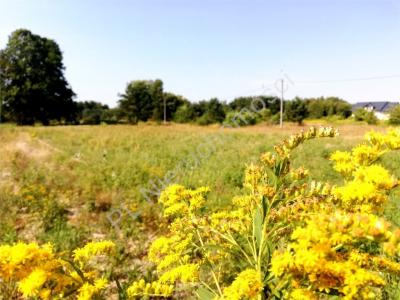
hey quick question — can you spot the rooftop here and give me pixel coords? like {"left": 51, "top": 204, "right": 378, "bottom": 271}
{"left": 351, "top": 101, "right": 399, "bottom": 112}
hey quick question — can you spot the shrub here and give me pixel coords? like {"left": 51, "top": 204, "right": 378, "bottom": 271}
{"left": 354, "top": 108, "right": 378, "bottom": 124}
{"left": 173, "top": 104, "right": 196, "bottom": 123}
{"left": 389, "top": 105, "right": 400, "bottom": 125}
{"left": 196, "top": 113, "right": 216, "bottom": 125}
{"left": 223, "top": 110, "right": 258, "bottom": 127}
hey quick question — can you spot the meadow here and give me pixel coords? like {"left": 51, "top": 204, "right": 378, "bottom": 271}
{"left": 1, "top": 122, "right": 400, "bottom": 299}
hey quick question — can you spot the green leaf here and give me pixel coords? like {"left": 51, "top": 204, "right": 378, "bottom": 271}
{"left": 196, "top": 286, "right": 217, "bottom": 300}
{"left": 253, "top": 206, "right": 263, "bottom": 248}
{"left": 261, "top": 195, "right": 269, "bottom": 218}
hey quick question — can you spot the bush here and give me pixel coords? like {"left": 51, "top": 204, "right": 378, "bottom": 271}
{"left": 389, "top": 105, "right": 400, "bottom": 125}
{"left": 256, "top": 108, "right": 272, "bottom": 123}
{"left": 354, "top": 108, "right": 378, "bottom": 124}
{"left": 223, "top": 110, "right": 257, "bottom": 127}
{"left": 196, "top": 113, "right": 215, "bottom": 125}
{"left": 173, "top": 104, "right": 195, "bottom": 123}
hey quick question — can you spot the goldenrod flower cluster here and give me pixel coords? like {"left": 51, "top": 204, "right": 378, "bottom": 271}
{"left": 216, "top": 269, "right": 263, "bottom": 300}
{"left": 0, "top": 241, "right": 115, "bottom": 299}
{"left": 126, "top": 279, "right": 174, "bottom": 298}
{"left": 272, "top": 129, "right": 400, "bottom": 299}
{"left": 274, "top": 126, "right": 338, "bottom": 158}
{"left": 271, "top": 211, "right": 400, "bottom": 299}
{"left": 330, "top": 131, "right": 399, "bottom": 213}
{"left": 73, "top": 240, "right": 116, "bottom": 266}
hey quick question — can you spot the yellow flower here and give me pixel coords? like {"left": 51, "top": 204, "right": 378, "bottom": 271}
{"left": 353, "top": 165, "right": 396, "bottom": 190}
{"left": 272, "top": 211, "right": 398, "bottom": 299}
{"left": 352, "top": 144, "right": 382, "bottom": 165}
{"left": 18, "top": 268, "right": 47, "bottom": 297}
{"left": 127, "top": 280, "right": 174, "bottom": 297}
{"left": 158, "top": 184, "right": 209, "bottom": 217}
{"left": 289, "top": 288, "right": 317, "bottom": 300}
{"left": 330, "top": 150, "right": 355, "bottom": 176}
{"left": 76, "top": 278, "right": 108, "bottom": 300}
{"left": 220, "top": 269, "right": 263, "bottom": 300}
{"left": 73, "top": 240, "right": 115, "bottom": 264}
{"left": 333, "top": 181, "right": 386, "bottom": 211}
{"left": 158, "top": 263, "right": 199, "bottom": 283}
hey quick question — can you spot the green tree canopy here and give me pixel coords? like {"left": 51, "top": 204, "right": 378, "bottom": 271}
{"left": 162, "top": 92, "right": 189, "bottom": 121}
{"left": 229, "top": 96, "right": 280, "bottom": 114}
{"left": 76, "top": 101, "right": 110, "bottom": 125}
{"left": 0, "top": 29, "right": 75, "bottom": 125}
{"left": 285, "top": 97, "right": 308, "bottom": 125}
{"left": 305, "top": 97, "right": 352, "bottom": 119}
{"left": 118, "top": 79, "right": 167, "bottom": 124}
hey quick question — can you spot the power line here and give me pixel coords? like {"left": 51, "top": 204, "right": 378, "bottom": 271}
{"left": 295, "top": 74, "right": 400, "bottom": 84}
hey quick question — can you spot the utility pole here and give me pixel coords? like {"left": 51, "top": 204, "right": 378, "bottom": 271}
{"left": 280, "top": 78, "right": 284, "bottom": 128}
{"left": 163, "top": 95, "right": 166, "bottom": 124}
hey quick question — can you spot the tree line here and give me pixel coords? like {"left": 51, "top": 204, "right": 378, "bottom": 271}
{"left": 0, "top": 29, "right": 360, "bottom": 126}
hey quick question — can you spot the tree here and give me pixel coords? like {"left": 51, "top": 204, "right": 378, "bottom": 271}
{"left": 306, "top": 97, "right": 352, "bottom": 119}
{"left": 285, "top": 98, "right": 308, "bottom": 125}
{"left": 118, "top": 79, "right": 174, "bottom": 124}
{"left": 173, "top": 103, "right": 196, "bottom": 123}
{"left": 203, "top": 98, "right": 226, "bottom": 123}
{"left": 154, "top": 92, "right": 188, "bottom": 122}
{"left": 0, "top": 29, "right": 75, "bottom": 125}
{"left": 229, "top": 96, "right": 280, "bottom": 114}
{"left": 389, "top": 105, "right": 400, "bottom": 125}
{"left": 148, "top": 79, "right": 164, "bottom": 121}
{"left": 118, "top": 80, "right": 154, "bottom": 124}
{"left": 76, "top": 101, "right": 110, "bottom": 125}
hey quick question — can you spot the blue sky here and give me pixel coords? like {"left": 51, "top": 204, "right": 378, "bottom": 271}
{"left": 1, "top": 0, "right": 400, "bottom": 106}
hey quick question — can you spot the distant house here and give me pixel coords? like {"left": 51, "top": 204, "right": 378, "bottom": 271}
{"left": 352, "top": 101, "right": 399, "bottom": 120}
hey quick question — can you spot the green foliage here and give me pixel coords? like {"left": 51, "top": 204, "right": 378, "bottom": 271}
{"left": 173, "top": 98, "right": 226, "bottom": 125}
{"left": 161, "top": 92, "right": 188, "bottom": 121}
{"left": 389, "top": 105, "right": 400, "bottom": 125}
{"left": 196, "top": 98, "right": 226, "bottom": 125}
{"left": 77, "top": 101, "right": 110, "bottom": 125}
{"left": 284, "top": 97, "right": 308, "bottom": 125}
{"left": 172, "top": 104, "right": 196, "bottom": 123}
{"left": 118, "top": 80, "right": 160, "bottom": 124}
{"left": 354, "top": 108, "right": 378, "bottom": 124}
{"left": 224, "top": 110, "right": 257, "bottom": 127}
{"left": 149, "top": 80, "right": 165, "bottom": 121}
{"left": 118, "top": 80, "right": 188, "bottom": 124}
{"left": 0, "top": 29, "right": 76, "bottom": 125}
{"left": 229, "top": 96, "right": 281, "bottom": 114}
{"left": 306, "top": 96, "right": 352, "bottom": 119}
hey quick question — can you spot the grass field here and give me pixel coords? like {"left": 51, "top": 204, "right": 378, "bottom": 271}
{"left": 1, "top": 122, "right": 400, "bottom": 295}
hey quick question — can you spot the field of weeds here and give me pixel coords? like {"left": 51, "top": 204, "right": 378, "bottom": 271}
{"left": 1, "top": 123, "right": 400, "bottom": 299}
